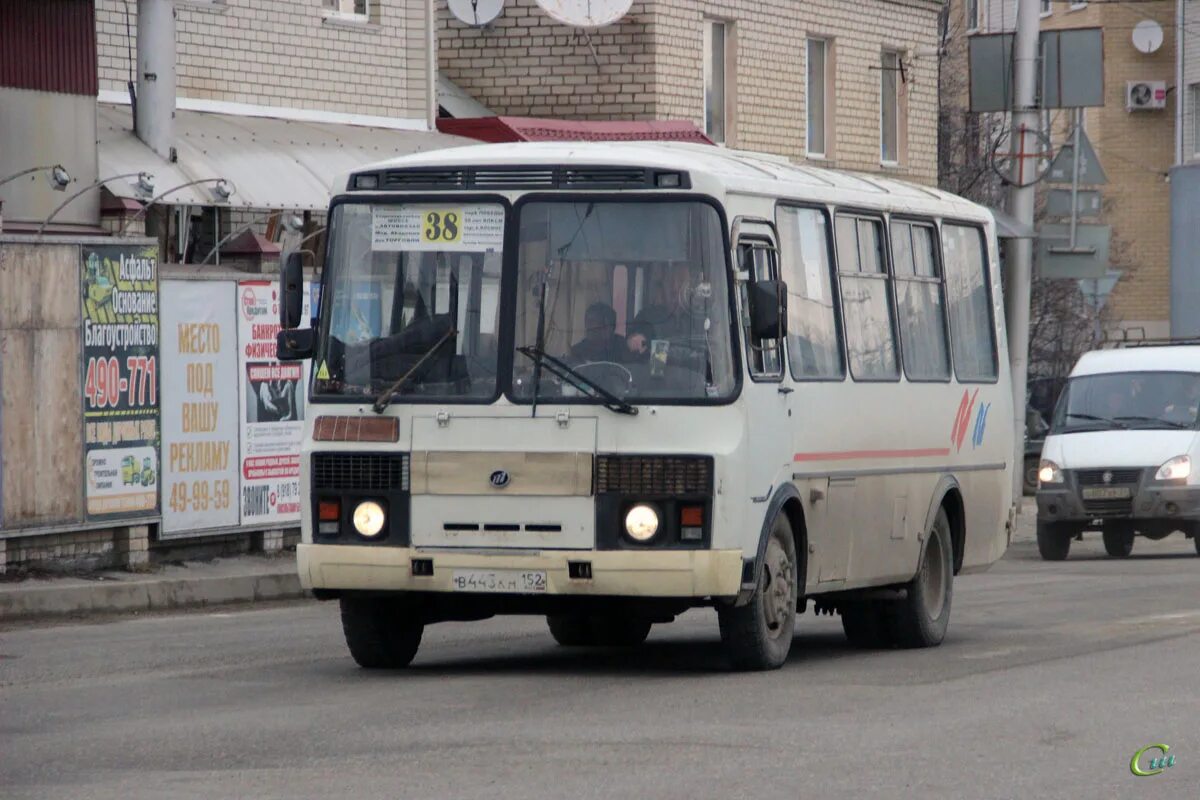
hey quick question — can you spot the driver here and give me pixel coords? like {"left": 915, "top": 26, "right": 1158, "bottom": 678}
{"left": 569, "top": 302, "right": 630, "bottom": 363}
{"left": 627, "top": 263, "right": 711, "bottom": 371}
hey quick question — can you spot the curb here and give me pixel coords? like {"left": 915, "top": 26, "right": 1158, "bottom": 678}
{"left": 0, "top": 569, "right": 306, "bottom": 623}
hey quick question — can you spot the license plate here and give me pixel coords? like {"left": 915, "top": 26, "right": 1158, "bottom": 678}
{"left": 1082, "top": 487, "right": 1132, "bottom": 500}
{"left": 451, "top": 569, "right": 547, "bottom": 594}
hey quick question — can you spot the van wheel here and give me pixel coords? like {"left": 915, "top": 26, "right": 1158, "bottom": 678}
{"left": 1036, "top": 521, "right": 1072, "bottom": 561}
{"left": 340, "top": 597, "right": 423, "bottom": 669}
{"left": 841, "top": 601, "right": 892, "bottom": 649}
{"left": 717, "top": 514, "right": 797, "bottom": 671}
{"left": 1102, "top": 528, "right": 1135, "bottom": 558}
{"left": 891, "top": 508, "right": 954, "bottom": 648}
{"left": 547, "top": 614, "right": 595, "bottom": 646}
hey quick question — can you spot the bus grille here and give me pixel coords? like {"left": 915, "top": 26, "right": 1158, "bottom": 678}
{"left": 312, "top": 454, "right": 409, "bottom": 492}
{"left": 594, "top": 455, "right": 713, "bottom": 495}
{"left": 365, "top": 165, "right": 684, "bottom": 192}
{"left": 1075, "top": 468, "right": 1143, "bottom": 486}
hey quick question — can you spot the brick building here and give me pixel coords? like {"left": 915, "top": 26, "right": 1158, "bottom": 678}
{"left": 438, "top": 0, "right": 945, "bottom": 185}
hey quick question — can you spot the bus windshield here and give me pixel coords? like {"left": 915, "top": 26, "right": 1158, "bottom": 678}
{"left": 1051, "top": 371, "right": 1200, "bottom": 432}
{"left": 511, "top": 200, "right": 737, "bottom": 404}
{"left": 313, "top": 202, "right": 505, "bottom": 401}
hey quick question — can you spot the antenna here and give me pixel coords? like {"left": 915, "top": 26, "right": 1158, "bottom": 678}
{"left": 1131, "top": 20, "right": 1164, "bottom": 54}
{"left": 534, "top": 0, "right": 632, "bottom": 28}
{"left": 448, "top": 0, "right": 505, "bottom": 27}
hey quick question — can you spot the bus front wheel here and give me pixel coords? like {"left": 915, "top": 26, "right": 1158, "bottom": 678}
{"left": 339, "top": 597, "right": 423, "bottom": 669}
{"left": 718, "top": 513, "right": 797, "bottom": 671}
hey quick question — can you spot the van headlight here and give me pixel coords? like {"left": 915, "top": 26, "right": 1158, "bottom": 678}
{"left": 1038, "top": 460, "right": 1064, "bottom": 485}
{"left": 624, "top": 504, "right": 660, "bottom": 542}
{"left": 352, "top": 500, "right": 386, "bottom": 537}
{"left": 1155, "top": 455, "right": 1191, "bottom": 482}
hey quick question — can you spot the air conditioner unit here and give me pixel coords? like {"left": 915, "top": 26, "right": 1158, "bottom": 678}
{"left": 1126, "top": 81, "right": 1167, "bottom": 111}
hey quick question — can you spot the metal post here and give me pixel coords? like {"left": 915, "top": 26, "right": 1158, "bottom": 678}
{"left": 135, "top": 0, "right": 177, "bottom": 161}
{"left": 1068, "top": 108, "right": 1082, "bottom": 248}
{"left": 1003, "top": 0, "right": 1041, "bottom": 502}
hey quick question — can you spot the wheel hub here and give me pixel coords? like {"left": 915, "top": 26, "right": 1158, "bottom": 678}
{"left": 762, "top": 537, "right": 794, "bottom": 639}
{"left": 921, "top": 533, "right": 946, "bottom": 620}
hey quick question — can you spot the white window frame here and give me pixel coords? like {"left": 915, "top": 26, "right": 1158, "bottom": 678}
{"left": 323, "top": 0, "right": 370, "bottom": 22}
{"left": 806, "top": 38, "right": 829, "bottom": 159}
{"left": 1069, "top": 1, "right": 1088, "bottom": 10}
{"left": 703, "top": 20, "right": 729, "bottom": 145}
{"left": 880, "top": 50, "right": 901, "bottom": 166}
{"left": 1191, "top": 84, "right": 1200, "bottom": 158}
{"left": 1040, "top": 0, "right": 1053, "bottom": 17}
{"left": 966, "top": 0, "right": 980, "bottom": 32}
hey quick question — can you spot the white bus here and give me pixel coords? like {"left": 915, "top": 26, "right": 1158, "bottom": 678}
{"left": 275, "top": 142, "right": 1015, "bottom": 671}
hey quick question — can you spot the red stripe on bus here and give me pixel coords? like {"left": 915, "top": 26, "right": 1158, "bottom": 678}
{"left": 793, "top": 448, "right": 953, "bottom": 462}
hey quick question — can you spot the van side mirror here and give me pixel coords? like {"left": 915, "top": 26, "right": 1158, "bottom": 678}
{"left": 750, "top": 280, "right": 787, "bottom": 341}
{"left": 280, "top": 252, "right": 304, "bottom": 330}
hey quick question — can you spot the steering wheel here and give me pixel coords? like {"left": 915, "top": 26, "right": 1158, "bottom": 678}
{"left": 572, "top": 361, "right": 635, "bottom": 397}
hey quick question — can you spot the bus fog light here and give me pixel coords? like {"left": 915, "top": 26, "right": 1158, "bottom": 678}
{"left": 624, "top": 504, "right": 660, "bottom": 542}
{"left": 352, "top": 501, "right": 386, "bottom": 537}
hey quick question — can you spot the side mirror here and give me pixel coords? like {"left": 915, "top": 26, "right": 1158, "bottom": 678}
{"left": 280, "top": 252, "right": 304, "bottom": 330}
{"left": 750, "top": 279, "right": 787, "bottom": 341}
{"left": 277, "top": 327, "right": 314, "bottom": 362}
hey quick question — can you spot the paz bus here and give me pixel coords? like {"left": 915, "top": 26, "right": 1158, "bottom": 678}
{"left": 276, "top": 142, "right": 1015, "bottom": 671}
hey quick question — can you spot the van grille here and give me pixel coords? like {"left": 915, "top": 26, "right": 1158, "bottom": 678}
{"left": 594, "top": 455, "right": 713, "bottom": 495}
{"left": 1082, "top": 498, "right": 1134, "bottom": 517}
{"left": 312, "top": 454, "right": 409, "bottom": 492}
{"left": 1075, "top": 468, "right": 1143, "bottom": 486}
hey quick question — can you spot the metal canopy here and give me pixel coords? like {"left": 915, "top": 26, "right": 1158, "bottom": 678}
{"left": 437, "top": 74, "right": 496, "bottom": 119}
{"left": 97, "top": 104, "right": 469, "bottom": 210}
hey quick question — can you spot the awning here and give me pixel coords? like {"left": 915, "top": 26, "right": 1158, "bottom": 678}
{"left": 989, "top": 206, "right": 1035, "bottom": 239}
{"left": 437, "top": 74, "right": 495, "bottom": 119}
{"left": 97, "top": 104, "right": 470, "bottom": 210}
{"left": 436, "top": 116, "right": 714, "bottom": 145}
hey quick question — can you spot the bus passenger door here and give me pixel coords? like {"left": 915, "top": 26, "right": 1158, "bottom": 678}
{"left": 735, "top": 228, "right": 793, "bottom": 514}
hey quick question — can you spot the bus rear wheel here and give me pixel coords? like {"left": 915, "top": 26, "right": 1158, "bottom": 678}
{"left": 339, "top": 597, "right": 423, "bottom": 669}
{"left": 718, "top": 514, "right": 797, "bottom": 671}
{"left": 890, "top": 508, "right": 954, "bottom": 649}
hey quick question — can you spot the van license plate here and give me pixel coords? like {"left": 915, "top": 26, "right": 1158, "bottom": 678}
{"left": 1082, "top": 487, "right": 1132, "bottom": 500}
{"left": 451, "top": 570, "right": 547, "bottom": 594}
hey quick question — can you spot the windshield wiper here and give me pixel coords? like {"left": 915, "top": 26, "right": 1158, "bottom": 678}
{"left": 517, "top": 346, "right": 637, "bottom": 416}
{"left": 1114, "top": 415, "right": 1191, "bottom": 429}
{"left": 371, "top": 327, "right": 457, "bottom": 414}
{"left": 1064, "top": 412, "right": 1125, "bottom": 428}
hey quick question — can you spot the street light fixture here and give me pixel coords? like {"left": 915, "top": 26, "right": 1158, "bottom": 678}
{"left": 117, "top": 177, "right": 236, "bottom": 236}
{"left": 0, "top": 164, "right": 72, "bottom": 191}
{"left": 37, "top": 172, "right": 155, "bottom": 236}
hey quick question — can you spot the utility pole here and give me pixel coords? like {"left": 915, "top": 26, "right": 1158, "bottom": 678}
{"left": 1004, "top": 0, "right": 1041, "bottom": 502}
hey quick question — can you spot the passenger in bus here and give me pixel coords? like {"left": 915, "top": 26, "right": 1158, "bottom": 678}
{"left": 569, "top": 302, "right": 630, "bottom": 363}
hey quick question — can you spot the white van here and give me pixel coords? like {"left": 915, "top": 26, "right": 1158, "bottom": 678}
{"left": 1036, "top": 344, "right": 1200, "bottom": 560}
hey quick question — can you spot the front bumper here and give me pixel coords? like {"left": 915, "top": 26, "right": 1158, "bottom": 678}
{"left": 1037, "top": 481, "right": 1200, "bottom": 523}
{"left": 297, "top": 544, "right": 745, "bottom": 598}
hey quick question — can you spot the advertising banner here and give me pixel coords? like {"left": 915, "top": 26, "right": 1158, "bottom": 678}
{"left": 237, "top": 281, "right": 309, "bottom": 526}
{"left": 160, "top": 281, "right": 240, "bottom": 536}
{"left": 81, "top": 244, "right": 160, "bottom": 519}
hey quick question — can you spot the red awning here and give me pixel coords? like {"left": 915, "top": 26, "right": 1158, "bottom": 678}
{"left": 436, "top": 116, "right": 713, "bottom": 145}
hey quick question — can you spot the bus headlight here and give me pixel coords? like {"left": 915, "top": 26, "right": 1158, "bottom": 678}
{"left": 352, "top": 500, "right": 386, "bottom": 537}
{"left": 1038, "top": 460, "right": 1063, "bottom": 485}
{"left": 624, "top": 504, "right": 660, "bottom": 542}
{"left": 1156, "top": 455, "right": 1191, "bottom": 482}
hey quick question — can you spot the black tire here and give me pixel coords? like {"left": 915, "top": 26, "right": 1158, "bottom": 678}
{"left": 339, "top": 597, "right": 423, "bottom": 669}
{"left": 1102, "top": 528, "right": 1135, "bottom": 558}
{"left": 1194, "top": 532, "right": 1200, "bottom": 557}
{"left": 1023, "top": 456, "right": 1040, "bottom": 496}
{"left": 718, "top": 513, "right": 798, "bottom": 671}
{"left": 547, "top": 614, "right": 595, "bottom": 646}
{"left": 890, "top": 508, "right": 954, "bottom": 649}
{"left": 1036, "top": 520, "right": 1072, "bottom": 561}
{"left": 591, "top": 616, "right": 653, "bottom": 647}
{"left": 840, "top": 601, "right": 892, "bottom": 649}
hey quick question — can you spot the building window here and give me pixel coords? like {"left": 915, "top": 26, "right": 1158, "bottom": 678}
{"left": 324, "top": 0, "right": 368, "bottom": 18}
{"left": 704, "top": 20, "right": 728, "bottom": 144}
{"left": 807, "top": 39, "right": 828, "bottom": 158}
{"left": 880, "top": 51, "right": 902, "bottom": 164}
{"left": 836, "top": 213, "right": 899, "bottom": 381}
{"left": 1041, "top": 0, "right": 1052, "bottom": 16}
{"left": 1192, "top": 84, "right": 1200, "bottom": 157}
{"left": 966, "top": 0, "right": 980, "bottom": 31}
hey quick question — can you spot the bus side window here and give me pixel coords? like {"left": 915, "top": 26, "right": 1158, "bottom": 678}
{"left": 777, "top": 205, "right": 844, "bottom": 380}
{"left": 891, "top": 220, "right": 951, "bottom": 381}
{"left": 941, "top": 224, "right": 998, "bottom": 382}
{"left": 835, "top": 213, "right": 899, "bottom": 381}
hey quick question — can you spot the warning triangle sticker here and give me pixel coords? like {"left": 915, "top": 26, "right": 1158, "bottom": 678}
{"left": 316, "top": 361, "right": 330, "bottom": 380}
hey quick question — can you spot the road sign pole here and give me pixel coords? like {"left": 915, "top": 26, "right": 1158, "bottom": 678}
{"left": 1004, "top": 0, "right": 1041, "bottom": 503}
{"left": 1069, "top": 108, "right": 1082, "bottom": 248}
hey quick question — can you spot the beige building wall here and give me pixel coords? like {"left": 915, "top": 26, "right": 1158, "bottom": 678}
{"left": 94, "top": 0, "right": 433, "bottom": 122}
{"left": 440, "top": 0, "right": 943, "bottom": 185}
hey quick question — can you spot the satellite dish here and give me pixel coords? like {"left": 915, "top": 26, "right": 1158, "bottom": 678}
{"left": 1132, "top": 20, "right": 1164, "bottom": 54}
{"left": 535, "top": 0, "right": 632, "bottom": 28}
{"left": 448, "top": 0, "right": 505, "bottom": 26}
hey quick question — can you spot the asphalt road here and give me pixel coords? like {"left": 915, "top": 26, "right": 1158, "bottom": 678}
{"left": 2, "top": 533, "right": 1198, "bottom": 800}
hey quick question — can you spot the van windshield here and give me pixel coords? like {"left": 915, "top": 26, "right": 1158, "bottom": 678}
{"left": 1051, "top": 371, "right": 1200, "bottom": 433}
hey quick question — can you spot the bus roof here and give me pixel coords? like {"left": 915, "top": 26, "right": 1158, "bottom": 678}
{"left": 344, "top": 141, "right": 990, "bottom": 223}
{"left": 1071, "top": 346, "right": 1200, "bottom": 377}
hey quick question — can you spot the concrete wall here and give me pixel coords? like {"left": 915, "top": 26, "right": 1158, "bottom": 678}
{"left": 95, "top": 0, "right": 433, "bottom": 123}
{"left": 440, "top": 0, "right": 943, "bottom": 185}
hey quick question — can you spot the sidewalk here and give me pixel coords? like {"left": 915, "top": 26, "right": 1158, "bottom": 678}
{"left": 0, "top": 555, "right": 305, "bottom": 624}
